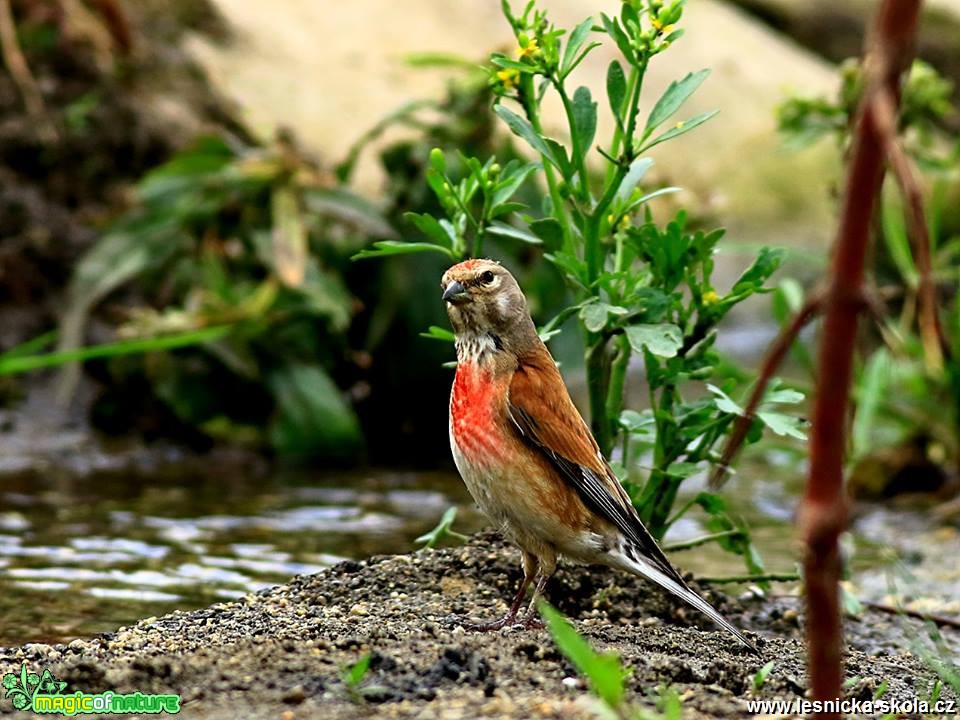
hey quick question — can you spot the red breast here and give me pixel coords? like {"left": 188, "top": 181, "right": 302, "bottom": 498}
{"left": 450, "top": 361, "right": 509, "bottom": 465}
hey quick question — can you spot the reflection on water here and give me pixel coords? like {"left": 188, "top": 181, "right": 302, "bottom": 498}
{"left": 1, "top": 453, "right": 952, "bottom": 648}
{"left": 0, "top": 468, "right": 487, "bottom": 646}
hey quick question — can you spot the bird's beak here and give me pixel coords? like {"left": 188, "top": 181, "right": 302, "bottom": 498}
{"left": 442, "top": 280, "right": 469, "bottom": 304}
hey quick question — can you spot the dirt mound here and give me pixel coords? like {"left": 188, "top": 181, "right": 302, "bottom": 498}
{"left": 0, "top": 532, "right": 953, "bottom": 719}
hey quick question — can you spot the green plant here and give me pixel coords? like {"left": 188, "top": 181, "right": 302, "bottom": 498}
{"left": 414, "top": 507, "right": 470, "bottom": 548}
{"left": 26, "top": 133, "right": 395, "bottom": 460}
{"left": 341, "top": 653, "right": 372, "bottom": 703}
{"left": 356, "top": 0, "right": 795, "bottom": 565}
{"left": 752, "top": 661, "right": 775, "bottom": 691}
{"left": 540, "top": 602, "right": 681, "bottom": 720}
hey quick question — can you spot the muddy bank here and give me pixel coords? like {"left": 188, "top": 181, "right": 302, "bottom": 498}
{"left": 0, "top": 532, "right": 954, "bottom": 719}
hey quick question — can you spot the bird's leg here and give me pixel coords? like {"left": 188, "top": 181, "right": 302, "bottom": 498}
{"left": 519, "top": 555, "right": 556, "bottom": 629}
{"left": 464, "top": 551, "right": 538, "bottom": 631}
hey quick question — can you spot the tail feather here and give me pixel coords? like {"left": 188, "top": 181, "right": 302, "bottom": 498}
{"left": 612, "top": 547, "right": 758, "bottom": 655}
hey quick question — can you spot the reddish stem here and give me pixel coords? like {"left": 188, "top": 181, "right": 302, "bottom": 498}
{"left": 709, "top": 293, "right": 823, "bottom": 490}
{"left": 871, "top": 87, "right": 948, "bottom": 370}
{"left": 801, "top": 2, "right": 921, "bottom": 715}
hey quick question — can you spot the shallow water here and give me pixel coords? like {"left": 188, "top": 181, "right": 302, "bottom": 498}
{"left": 0, "top": 451, "right": 955, "bottom": 648}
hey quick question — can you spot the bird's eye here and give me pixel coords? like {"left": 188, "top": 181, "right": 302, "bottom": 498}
{"left": 480, "top": 270, "right": 495, "bottom": 285}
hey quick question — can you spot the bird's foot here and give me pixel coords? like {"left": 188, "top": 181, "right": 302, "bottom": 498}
{"left": 461, "top": 614, "right": 518, "bottom": 632}
{"left": 520, "top": 615, "right": 544, "bottom": 630}
{"left": 459, "top": 613, "right": 544, "bottom": 632}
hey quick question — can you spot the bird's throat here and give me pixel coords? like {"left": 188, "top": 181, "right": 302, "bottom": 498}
{"left": 454, "top": 331, "right": 500, "bottom": 366}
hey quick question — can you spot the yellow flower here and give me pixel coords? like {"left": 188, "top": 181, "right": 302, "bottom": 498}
{"left": 618, "top": 215, "right": 631, "bottom": 231}
{"left": 651, "top": 18, "right": 663, "bottom": 31}
{"left": 661, "top": 24, "right": 675, "bottom": 35}
{"left": 496, "top": 68, "right": 520, "bottom": 90}
{"left": 675, "top": 120, "right": 685, "bottom": 129}
{"left": 702, "top": 290, "right": 720, "bottom": 305}
{"left": 518, "top": 38, "right": 540, "bottom": 58}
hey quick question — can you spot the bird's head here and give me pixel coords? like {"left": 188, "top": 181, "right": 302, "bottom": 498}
{"left": 440, "top": 259, "right": 536, "bottom": 352}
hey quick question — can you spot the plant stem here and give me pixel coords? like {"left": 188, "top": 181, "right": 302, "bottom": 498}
{"left": 519, "top": 74, "right": 573, "bottom": 251}
{"left": 604, "top": 67, "right": 639, "bottom": 186}
{"left": 663, "top": 529, "right": 743, "bottom": 552}
{"left": 0, "top": 0, "right": 56, "bottom": 141}
{"left": 605, "top": 333, "right": 631, "bottom": 447}
{"left": 586, "top": 336, "right": 612, "bottom": 454}
{"left": 800, "top": 3, "right": 920, "bottom": 716}
{"left": 698, "top": 572, "right": 801, "bottom": 585}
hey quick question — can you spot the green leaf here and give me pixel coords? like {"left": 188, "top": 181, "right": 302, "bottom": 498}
{"left": 415, "top": 506, "right": 468, "bottom": 548}
{"left": 707, "top": 384, "right": 743, "bottom": 415}
{"left": 420, "top": 326, "right": 455, "bottom": 343}
{"left": 644, "top": 69, "right": 710, "bottom": 137}
{"left": 529, "top": 218, "right": 564, "bottom": 248}
{"left": 0, "top": 330, "right": 57, "bottom": 361}
{"left": 771, "top": 278, "right": 804, "bottom": 324}
{"left": 606, "top": 60, "right": 627, "bottom": 127}
{"left": 730, "top": 246, "right": 785, "bottom": 295}
{"left": 625, "top": 323, "right": 682, "bottom": 358}
{"left": 756, "top": 410, "right": 807, "bottom": 440}
{"left": 581, "top": 303, "right": 609, "bottom": 333}
{"left": 302, "top": 187, "right": 396, "bottom": 239}
{"left": 492, "top": 162, "right": 539, "bottom": 208}
{"left": 753, "top": 661, "right": 775, "bottom": 690}
{"left": 540, "top": 602, "right": 626, "bottom": 710}
{"left": 494, "top": 105, "right": 563, "bottom": 171}
{"left": 852, "top": 349, "right": 891, "bottom": 459}
{"left": 881, "top": 189, "right": 919, "bottom": 287}
{"left": 300, "top": 259, "right": 352, "bottom": 330}
{"left": 56, "top": 219, "right": 187, "bottom": 400}
{"left": 615, "top": 157, "right": 654, "bottom": 205}
{"left": 641, "top": 109, "right": 719, "bottom": 151}
{"left": 487, "top": 221, "right": 542, "bottom": 245}
{"left": 268, "top": 363, "right": 363, "bottom": 461}
{"left": 0, "top": 327, "right": 233, "bottom": 376}
{"left": 352, "top": 241, "right": 455, "bottom": 260}
{"left": 599, "top": 13, "right": 633, "bottom": 62}
{"left": 343, "top": 654, "right": 371, "bottom": 688}
{"left": 841, "top": 584, "right": 863, "bottom": 617}
{"left": 561, "top": 18, "right": 595, "bottom": 76}
{"left": 571, "top": 86, "right": 598, "bottom": 163}
{"left": 404, "top": 212, "right": 457, "bottom": 249}
{"left": 545, "top": 251, "right": 588, "bottom": 287}
{"left": 580, "top": 302, "right": 628, "bottom": 332}
{"left": 623, "top": 186, "right": 681, "bottom": 214}
{"left": 542, "top": 138, "right": 572, "bottom": 177}
{"left": 490, "top": 54, "right": 531, "bottom": 72}
{"left": 620, "top": 409, "right": 655, "bottom": 433}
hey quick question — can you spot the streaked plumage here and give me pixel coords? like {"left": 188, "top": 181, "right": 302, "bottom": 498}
{"left": 442, "top": 258, "right": 756, "bottom": 653}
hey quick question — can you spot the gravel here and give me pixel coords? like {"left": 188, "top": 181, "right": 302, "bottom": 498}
{"left": 0, "top": 532, "right": 955, "bottom": 719}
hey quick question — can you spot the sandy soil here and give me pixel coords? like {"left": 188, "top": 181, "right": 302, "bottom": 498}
{"left": 1, "top": 532, "right": 954, "bottom": 719}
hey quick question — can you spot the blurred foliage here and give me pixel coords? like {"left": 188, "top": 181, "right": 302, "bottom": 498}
{"left": 14, "top": 132, "right": 397, "bottom": 461}
{"left": 777, "top": 59, "right": 960, "bottom": 495}
{"left": 778, "top": 59, "right": 958, "bottom": 169}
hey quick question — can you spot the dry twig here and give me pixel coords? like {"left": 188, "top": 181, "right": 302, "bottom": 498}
{"left": 0, "top": 0, "right": 56, "bottom": 140}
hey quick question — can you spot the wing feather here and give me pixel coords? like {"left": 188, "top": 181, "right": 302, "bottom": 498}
{"left": 507, "top": 346, "right": 683, "bottom": 585}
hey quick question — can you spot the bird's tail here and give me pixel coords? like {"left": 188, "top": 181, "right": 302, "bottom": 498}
{"left": 611, "top": 546, "right": 758, "bottom": 655}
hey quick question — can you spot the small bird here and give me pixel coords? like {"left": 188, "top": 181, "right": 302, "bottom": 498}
{"left": 442, "top": 258, "right": 756, "bottom": 652}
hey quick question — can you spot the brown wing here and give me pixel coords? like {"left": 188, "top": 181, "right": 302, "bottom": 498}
{"left": 507, "top": 343, "right": 684, "bottom": 585}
